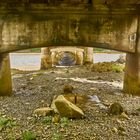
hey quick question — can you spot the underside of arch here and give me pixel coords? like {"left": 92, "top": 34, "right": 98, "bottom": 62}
{"left": 0, "top": 13, "right": 137, "bottom": 53}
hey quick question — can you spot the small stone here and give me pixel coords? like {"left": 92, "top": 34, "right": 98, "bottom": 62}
{"left": 30, "top": 77, "right": 33, "bottom": 80}
{"left": 34, "top": 107, "right": 54, "bottom": 117}
{"left": 119, "top": 131, "right": 127, "bottom": 136}
{"left": 89, "top": 95, "right": 101, "bottom": 103}
{"left": 112, "top": 127, "right": 118, "bottom": 133}
{"left": 25, "top": 102, "right": 30, "bottom": 105}
{"left": 118, "top": 126, "right": 126, "bottom": 132}
{"left": 63, "top": 85, "right": 74, "bottom": 94}
{"left": 27, "top": 117, "right": 32, "bottom": 120}
{"left": 90, "top": 87, "right": 99, "bottom": 92}
{"left": 41, "top": 100, "right": 45, "bottom": 103}
{"left": 120, "top": 112, "right": 130, "bottom": 120}
{"left": 109, "top": 102, "right": 124, "bottom": 115}
{"left": 116, "top": 119, "right": 122, "bottom": 124}
{"left": 60, "top": 128, "right": 65, "bottom": 132}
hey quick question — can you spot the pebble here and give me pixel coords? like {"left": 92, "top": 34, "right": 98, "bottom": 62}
{"left": 112, "top": 127, "right": 118, "bottom": 133}
{"left": 120, "top": 112, "right": 130, "bottom": 120}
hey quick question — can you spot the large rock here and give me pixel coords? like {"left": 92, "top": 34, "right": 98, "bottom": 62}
{"left": 51, "top": 95, "right": 84, "bottom": 119}
{"left": 34, "top": 107, "right": 54, "bottom": 117}
{"left": 63, "top": 94, "right": 76, "bottom": 104}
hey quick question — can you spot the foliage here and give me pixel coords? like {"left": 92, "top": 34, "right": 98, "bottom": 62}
{"left": 22, "top": 131, "right": 37, "bottom": 140}
{"left": 0, "top": 117, "right": 17, "bottom": 131}
{"left": 42, "top": 116, "right": 52, "bottom": 125}
{"left": 0, "top": 117, "right": 9, "bottom": 126}
{"left": 60, "top": 117, "right": 69, "bottom": 127}
{"left": 112, "top": 64, "right": 124, "bottom": 73}
{"left": 90, "top": 62, "right": 124, "bottom": 73}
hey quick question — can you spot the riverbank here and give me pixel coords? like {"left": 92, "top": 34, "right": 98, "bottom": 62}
{"left": 0, "top": 64, "right": 140, "bottom": 140}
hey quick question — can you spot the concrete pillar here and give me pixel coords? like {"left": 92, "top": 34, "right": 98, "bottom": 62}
{"left": 0, "top": 54, "right": 12, "bottom": 96}
{"left": 51, "top": 51, "right": 57, "bottom": 66}
{"left": 123, "top": 18, "right": 140, "bottom": 96}
{"left": 76, "top": 51, "right": 83, "bottom": 65}
{"left": 40, "top": 47, "right": 52, "bottom": 69}
{"left": 84, "top": 47, "right": 93, "bottom": 64}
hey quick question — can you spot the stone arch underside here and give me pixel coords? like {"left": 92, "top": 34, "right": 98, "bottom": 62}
{"left": 0, "top": 13, "right": 137, "bottom": 54}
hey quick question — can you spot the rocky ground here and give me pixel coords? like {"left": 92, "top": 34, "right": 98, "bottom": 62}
{"left": 0, "top": 64, "right": 140, "bottom": 140}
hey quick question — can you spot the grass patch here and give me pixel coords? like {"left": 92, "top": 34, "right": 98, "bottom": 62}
{"left": 90, "top": 62, "right": 124, "bottom": 73}
{"left": 42, "top": 116, "right": 52, "bottom": 125}
{"left": 0, "top": 117, "right": 17, "bottom": 131}
{"left": 60, "top": 117, "right": 69, "bottom": 127}
{"left": 112, "top": 64, "right": 124, "bottom": 73}
{"left": 22, "top": 131, "right": 37, "bottom": 140}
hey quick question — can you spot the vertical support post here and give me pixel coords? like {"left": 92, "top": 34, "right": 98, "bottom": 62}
{"left": 0, "top": 53, "right": 12, "bottom": 96}
{"left": 40, "top": 47, "right": 52, "bottom": 69}
{"left": 84, "top": 47, "right": 93, "bottom": 64}
{"left": 123, "top": 17, "right": 140, "bottom": 96}
{"left": 76, "top": 51, "right": 83, "bottom": 65}
{"left": 51, "top": 51, "right": 57, "bottom": 66}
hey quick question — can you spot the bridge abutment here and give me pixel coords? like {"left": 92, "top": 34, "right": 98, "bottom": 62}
{"left": 84, "top": 48, "right": 93, "bottom": 64}
{"left": 76, "top": 51, "right": 84, "bottom": 65}
{"left": 51, "top": 51, "right": 57, "bottom": 66}
{"left": 0, "top": 54, "right": 12, "bottom": 96}
{"left": 123, "top": 18, "right": 140, "bottom": 96}
{"left": 41, "top": 48, "right": 52, "bottom": 69}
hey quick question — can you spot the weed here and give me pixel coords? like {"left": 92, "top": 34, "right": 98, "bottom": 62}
{"left": 60, "top": 117, "right": 69, "bottom": 127}
{"left": 0, "top": 117, "right": 17, "bottom": 131}
{"left": 42, "top": 116, "right": 52, "bottom": 125}
{"left": 22, "top": 131, "right": 37, "bottom": 140}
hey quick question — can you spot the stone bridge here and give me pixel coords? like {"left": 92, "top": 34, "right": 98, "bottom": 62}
{"left": 41, "top": 47, "right": 93, "bottom": 68}
{"left": 0, "top": 0, "right": 140, "bottom": 96}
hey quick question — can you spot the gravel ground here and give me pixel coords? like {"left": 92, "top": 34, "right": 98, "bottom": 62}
{"left": 0, "top": 66, "right": 140, "bottom": 140}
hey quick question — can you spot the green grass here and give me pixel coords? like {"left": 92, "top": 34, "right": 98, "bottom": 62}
{"left": 42, "top": 116, "right": 52, "bottom": 125}
{"left": 60, "top": 117, "right": 69, "bottom": 127}
{"left": 112, "top": 64, "right": 124, "bottom": 73}
{"left": 0, "top": 117, "right": 17, "bottom": 131}
{"left": 22, "top": 131, "right": 37, "bottom": 140}
{"left": 0, "top": 117, "right": 9, "bottom": 126}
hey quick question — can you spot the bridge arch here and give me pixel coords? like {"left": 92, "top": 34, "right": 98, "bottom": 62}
{"left": 40, "top": 47, "right": 94, "bottom": 68}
